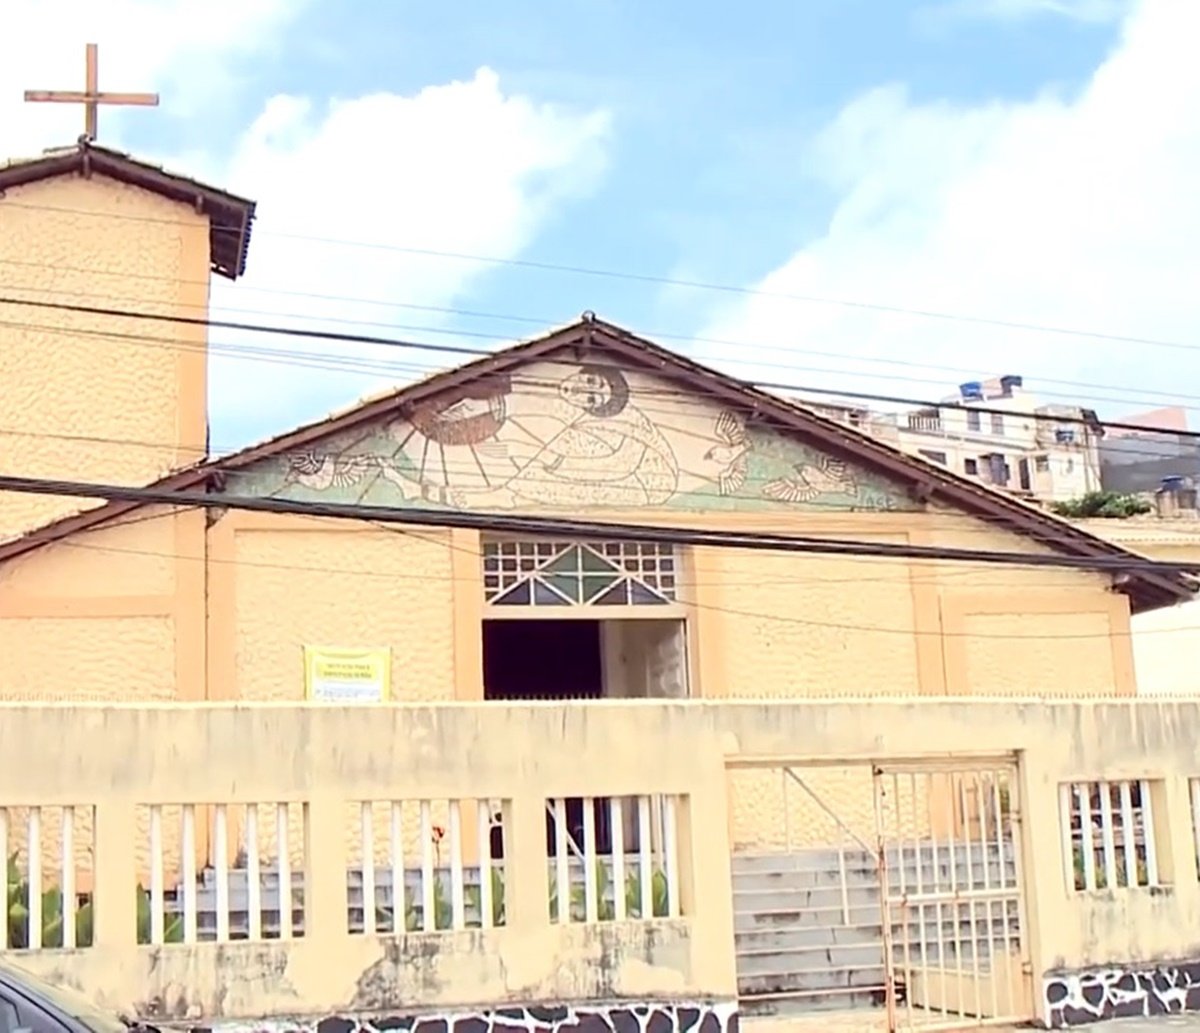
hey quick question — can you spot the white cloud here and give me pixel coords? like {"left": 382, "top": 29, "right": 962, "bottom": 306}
{"left": 926, "top": 0, "right": 1131, "bottom": 24}
{"left": 2, "top": 8, "right": 612, "bottom": 449}
{"left": 697, "top": 0, "right": 1200, "bottom": 420}
{"left": 208, "top": 69, "right": 611, "bottom": 443}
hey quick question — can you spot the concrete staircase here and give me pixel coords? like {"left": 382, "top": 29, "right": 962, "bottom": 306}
{"left": 734, "top": 842, "right": 1020, "bottom": 1018}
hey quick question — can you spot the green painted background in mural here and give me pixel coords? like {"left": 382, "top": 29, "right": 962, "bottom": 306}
{"left": 227, "top": 360, "right": 919, "bottom": 515}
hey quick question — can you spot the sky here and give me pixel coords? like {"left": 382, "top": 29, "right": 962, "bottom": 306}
{"left": 2, "top": 0, "right": 1197, "bottom": 449}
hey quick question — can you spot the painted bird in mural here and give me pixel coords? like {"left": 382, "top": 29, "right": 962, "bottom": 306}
{"left": 283, "top": 450, "right": 373, "bottom": 490}
{"left": 762, "top": 455, "right": 859, "bottom": 503}
{"left": 703, "top": 410, "right": 751, "bottom": 495}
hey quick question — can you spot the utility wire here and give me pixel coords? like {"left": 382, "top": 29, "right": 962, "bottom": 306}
{"left": 43, "top": 524, "right": 1200, "bottom": 642}
{"left": 3, "top": 255, "right": 1198, "bottom": 413}
{"left": 0, "top": 473, "right": 1195, "bottom": 578}
{"left": 2, "top": 295, "right": 1196, "bottom": 444}
{"left": 5, "top": 197, "right": 1200, "bottom": 358}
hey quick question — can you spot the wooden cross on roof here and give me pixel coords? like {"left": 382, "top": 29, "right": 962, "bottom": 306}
{"left": 24, "top": 43, "right": 159, "bottom": 142}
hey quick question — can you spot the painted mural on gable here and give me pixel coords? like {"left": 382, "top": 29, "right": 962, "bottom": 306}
{"left": 229, "top": 360, "right": 919, "bottom": 513}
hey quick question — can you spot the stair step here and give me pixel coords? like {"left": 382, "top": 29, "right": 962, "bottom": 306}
{"left": 738, "top": 990, "right": 888, "bottom": 1018}
{"left": 738, "top": 967, "right": 893, "bottom": 994}
{"left": 734, "top": 925, "right": 1016, "bottom": 954}
{"left": 732, "top": 844, "right": 1015, "bottom": 874}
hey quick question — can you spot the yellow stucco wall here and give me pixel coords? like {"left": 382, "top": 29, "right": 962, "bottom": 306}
{"left": 0, "top": 507, "right": 191, "bottom": 702}
{"left": 0, "top": 501, "right": 1137, "bottom": 859}
{"left": 0, "top": 173, "right": 210, "bottom": 541}
{"left": 1072, "top": 518, "right": 1200, "bottom": 696}
{"left": 1, "top": 698, "right": 1198, "bottom": 1024}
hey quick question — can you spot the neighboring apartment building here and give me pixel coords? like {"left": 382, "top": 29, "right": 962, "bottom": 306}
{"left": 807, "top": 376, "right": 1104, "bottom": 504}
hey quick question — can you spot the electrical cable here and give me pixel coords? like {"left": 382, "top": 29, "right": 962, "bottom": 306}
{"left": 0, "top": 472, "right": 1194, "bottom": 578}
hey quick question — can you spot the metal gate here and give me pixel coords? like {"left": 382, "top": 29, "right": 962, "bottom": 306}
{"left": 872, "top": 759, "right": 1031, "bottom": 1031}
{"left": 728, "top": 758, "right": 1032, "bottom": 1032}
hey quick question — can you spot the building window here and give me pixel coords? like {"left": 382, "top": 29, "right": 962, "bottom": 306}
{"left": 918, "top": 449, "right": 948, "bottom": 465}
{"left": 964, "top": 458, "right": 979, "bottom": 475}
{"left": 1066, "top": 458, "right": 1075, "bottom": 474}
{"left": 482, "top": 539, "right": 678, "bottom": 607}
{"left": 1035, "top": 455, "right": 1050, "bottom": 472}
{"left": 990, "top": 413, "right": 1005, "bottom": 436}
{"left": 966, "top": 410, "right": 981, "bottom": 433}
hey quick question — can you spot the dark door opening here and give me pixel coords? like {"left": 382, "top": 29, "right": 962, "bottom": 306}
{"left": 483, "top": 618, "right": 611, "bottom": 857}
{"left": 482, "top": 618, "right": 602, "bottom": 701}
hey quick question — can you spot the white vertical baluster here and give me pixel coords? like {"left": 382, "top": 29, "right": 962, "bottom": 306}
{"left": 1119, "top": 781, "right": 1137, "bottom": 888}
{"left": 276, "top": 803, "right": 292, "bottom": 939}
{"left": 911, "top": 775, "right": 929, "bottom": 1014}
{"left": 610, "top": 798, "right": 625, "bottom": 922}
{"left": 390, "top": 802, "right": 405, "bottom": 934}
{"left": 360, "top": 801, "right": 376, "bottom": 935}
{"left": 1191, "top": 781, "right": 1200, "bottom": 884}
{"left": 420, "top": 800, "right": 435, "bottom": 932}
{"left": 582, "top": 798, "right": 598, "bottom": 923}
{"left": 1097, "top": 783, "right": 1117, "bottom": 889}
{"left": 973, "top": 778, "right": 993, "bottom": 1020}
{"left": 61, "top": 807, "right": 75, "bottom": 949}
{"left": 554, "top": 798, "right": 570, "bottom": 923}
{"left": 246, "top": 805, "right": 262, "bottom": 941}
{"left": 957, "top": 776, "right": 980, "bottom": 1020}
{"left": 663, "top": 795, "right": 680, "bottom": 919}
{"left": 1141, "top": 780, "right": 1159, "bottom": 886}
{"left": 1079, "top": 784, "right": 1096, "bottom": 891}
{"left": 992, "top": 774, "right": 1014, "bottom": 1014}
{"left": 449, "top": 800, "right": 465, "bottom": 930}
{"left": 929, "top": 776, "right": 947, "bottom": 1006}
{"left": 0, "top": 808, "right": 8, "bottom": 950}
{"left": 148, "top": 806, "right": 164, "bottom": 944}
{"left": 1058, "top": 784, "right": 1076, "bottom": 891}
{"left": 638, "top": 796, "right": 653, "bottom": 919}
{"left": 27, "top": 809, "right": 42, "bottom": 949}
{"left": 214, "top": 805, "right": 229, "bottom": 942}
{"left": 181, "top": 805, "right": 197, "bottom": 944}
{"left": 947, "top": 774, "right": 965, "bottom": 1012}
{"left": 477, "top": 799, "right": 493, "bottom": 930}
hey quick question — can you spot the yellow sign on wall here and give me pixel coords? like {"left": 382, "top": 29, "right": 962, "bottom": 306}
{"left": 302, "top": 646, "right": 391, "bottom": 703}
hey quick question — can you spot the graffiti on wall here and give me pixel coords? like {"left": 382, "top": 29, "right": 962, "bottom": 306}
{"left": 1043, "top": 961, "right": 1200, "bottom": 1026}
{"left": 194, "top": 1001, "right": 739, "bottom": 1033}
{"left": 231, "top": 360, "right": 916, "bottom": 514}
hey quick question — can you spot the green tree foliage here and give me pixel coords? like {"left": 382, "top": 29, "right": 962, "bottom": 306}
{"left": 1050, "top": 491, "right": 1152, "bottom": 519}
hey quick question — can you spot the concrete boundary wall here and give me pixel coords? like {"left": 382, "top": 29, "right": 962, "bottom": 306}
{"left": 1, "top": 699, "right": 1200, "bottom": 1029}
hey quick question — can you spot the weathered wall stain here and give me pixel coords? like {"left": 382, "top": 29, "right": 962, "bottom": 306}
{"left": 1043, "top": 960, "right": 1200, "bottom": 1026}
{"left": 190, "top": 1000, "right": 738, "bottom": 1033}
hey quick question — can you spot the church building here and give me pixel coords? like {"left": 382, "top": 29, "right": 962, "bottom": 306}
{"left": 0, "top": 133, "right": 1193, "bottom": 713}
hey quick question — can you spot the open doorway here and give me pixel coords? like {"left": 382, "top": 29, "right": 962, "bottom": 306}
{"left": 482, "top": 618, "right": 689, "bottom": 702}
{"left": 482, "top": 617, "right": 689, "bottom": 858}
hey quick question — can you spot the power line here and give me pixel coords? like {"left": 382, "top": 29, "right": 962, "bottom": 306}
{"left": 3, "top": 295, "right": 1197, "bottom": 445}
{"left": 4, "top": 254, "right": 1199, "bottom": 414}
{"left": 41, "top": 514, "right": 1200, "bottom": 642}
{"left": 5, "top": 197, "right": 1200, "bottom": 358}
{"left": 0, "top": 472, "right": 1195, "bottom": 579}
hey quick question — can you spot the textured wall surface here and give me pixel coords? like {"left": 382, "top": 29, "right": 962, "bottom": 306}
{"left": 0, "top": 174, "right": 210, "bottom": 540}
{"left": 225, "top": 519, "right": 458, "bottom": 703}
{"left": 0, "top": 508, "right": 181, "bottom": 702}
{"left": 1043, "top": 961, "right": 1200, "bottom": 1027}
{"left": 194, "top": 1001, "right": 739, "bottom": 1033}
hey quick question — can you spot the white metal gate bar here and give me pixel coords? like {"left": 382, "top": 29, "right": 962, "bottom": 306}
{"left": 872, "top": 761, "right": 1031, "bottom": 1032}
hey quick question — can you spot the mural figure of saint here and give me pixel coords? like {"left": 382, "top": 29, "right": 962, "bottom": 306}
{"left": 386, "top": 364, "right": 681, "bottom": 510}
